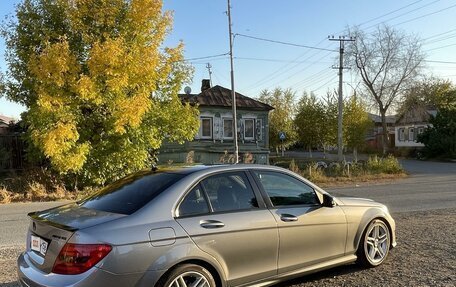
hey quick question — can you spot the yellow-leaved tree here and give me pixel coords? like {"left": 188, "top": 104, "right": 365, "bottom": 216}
{"left": 2, "top": 0, "right": 199, "bottom": 186}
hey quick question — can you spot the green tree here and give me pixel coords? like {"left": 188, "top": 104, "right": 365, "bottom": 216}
{"left": 294, "top": 92, "right": 325, "bottom": 157}
{"left": 343, "top": 95, "right": 372, "bottom": 162}
{"left": 258, "top": 88, "right": 297, "bottom": 154}
{"left": 321, "top": 92, "right": 338, "bottom": 152}
{"left": 2, "top": 0, "right": 199, "bottom": 186}
{"left": 417, "top": 88, "right": 456, "bottom": 159}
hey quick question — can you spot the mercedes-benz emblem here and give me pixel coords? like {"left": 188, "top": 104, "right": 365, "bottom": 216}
{"left": 32, "top": 222, "right": 36, "bottom": 231}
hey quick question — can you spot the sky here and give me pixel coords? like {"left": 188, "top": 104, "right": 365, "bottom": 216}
{"left": 1, "top": 0, "right": 456, "bottom": 119}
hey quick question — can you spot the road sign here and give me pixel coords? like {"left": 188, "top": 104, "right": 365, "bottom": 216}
{"left": 279, "top": 131, "right": 286, "bottom": 141}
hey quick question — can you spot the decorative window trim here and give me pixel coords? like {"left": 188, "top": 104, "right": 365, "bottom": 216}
{"left": 200, "top": 117, "right": 213, "bottom": 139}
{"left": 222, "top": 117, "right": 234, "bottom": 139}
{"left": 256, "top": 118, "right": 263, "bottom": 141}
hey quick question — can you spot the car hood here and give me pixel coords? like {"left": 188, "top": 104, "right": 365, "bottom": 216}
{"left": 336, "top": 197, "right": 385, "bottom": 208}
{"left": 29, "top": 203, "right": 126, "bottom": 231}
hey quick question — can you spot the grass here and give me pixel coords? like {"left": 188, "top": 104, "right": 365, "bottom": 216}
{"left": 0, "top": 168, "right": 82, "bottom": 204}
{"left": 277, "top": 155, "right": 407, "bottom": 187}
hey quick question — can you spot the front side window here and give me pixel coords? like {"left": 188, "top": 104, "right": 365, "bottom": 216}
{"left": 201, "top": 172, "right": 258, "bottom": 212}
{"left": 253, "top": 171, "right": 318, "bottom": 206}
{"left": 223, "top": 118, "right": 233, "bottom": 139}
{"left": 178, "top": 185, "right": 209, "bottom": 217}
{"left": 200, "top": 117, "right": 212, "bottom": 139}
{"left": 244, "top": 119, "right": 255, "bottom": 140}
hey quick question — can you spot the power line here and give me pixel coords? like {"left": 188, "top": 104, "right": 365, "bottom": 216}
{"left": 263, "top": 50, "right": 334, "bottom": 91}
{"left": 423, "top": 59, "right": 456, "bottom": 64}
{"left": 234, "top": 56, "right": 332, "bottom": 64}
{"left": 241, "top": 39, "right": 330, "bottom": 92}
{"left": 364, "top": 0, "right": 441, "bottom": 30}
{"left": 425, "top": 42, "right": 456, "bottom": 52}
{"left": 311, "top": 76, "right": 338, "bottom": 92}
{"left": 393, "top": 2, "right": 456, "bottom": 26}
{"left": 235, "top": 33, "right": 336, "bottom": 52}
{"left": 180, "top": 52, "right": 230, "bottom": 62}
{"left": 357, "top": 0, "right": 424, "bottom": 27}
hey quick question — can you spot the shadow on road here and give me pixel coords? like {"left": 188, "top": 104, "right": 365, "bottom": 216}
{"left": 273, "top": 263, "right": 365, "bottom": 287}
{"left": 0, "top": 282, "right": 19, "bottom": 287}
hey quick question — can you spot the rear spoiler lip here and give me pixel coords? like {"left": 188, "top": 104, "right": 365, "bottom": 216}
{"left": 28, "top": 211, "right": 79, "bottom": 232}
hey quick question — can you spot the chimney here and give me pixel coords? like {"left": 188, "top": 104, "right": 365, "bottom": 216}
{"left": 201, "top": 79, "right": 211, "bottom": 92}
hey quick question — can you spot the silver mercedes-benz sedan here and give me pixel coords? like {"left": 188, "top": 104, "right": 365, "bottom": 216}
{"left": 18, "top": 164, "right": 396, "bottom": 287}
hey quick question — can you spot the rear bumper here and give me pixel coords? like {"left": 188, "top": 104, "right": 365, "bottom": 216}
{"left": 17, "top": 252, "right": 163, "bottom": 287}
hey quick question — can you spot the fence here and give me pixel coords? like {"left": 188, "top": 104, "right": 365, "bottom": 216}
{"left": 0, "top": 134, "right": 25, "bottom": 171}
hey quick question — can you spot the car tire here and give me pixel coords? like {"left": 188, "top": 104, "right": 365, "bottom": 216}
{"left": 357, "top": 219, "right": 391, "bottom": 267}
{"left": 158, "top": 263, "right": 216, "bottom": 287}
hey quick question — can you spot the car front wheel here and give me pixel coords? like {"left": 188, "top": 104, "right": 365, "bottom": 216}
{"left": 160, "top": 264, "right": 216, "bottom": 287}
{"left": 357, "top": 219, "right": 391, "bottom": 267}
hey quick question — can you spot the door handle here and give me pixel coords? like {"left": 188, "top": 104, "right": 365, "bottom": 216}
{"left": 200, "top": 220, "right": 225, "bottom": 229}
{"left": 280, "top": 214, "right": 298, "bottom": 222}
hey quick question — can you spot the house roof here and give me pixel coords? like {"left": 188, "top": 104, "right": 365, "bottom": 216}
{"left": 395, "top": 106, "right": 437, "bottom": 125}
{"left": 179, "top": 85, "right": 274, "bottom": 111}
{"left": 367, "top": 113, "right": 397, "bottom": 124}
{"left": 0, "top": 115, "right": 15, "bottom": 127}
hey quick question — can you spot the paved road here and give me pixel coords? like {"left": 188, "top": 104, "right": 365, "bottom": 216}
{"left": 327, "top": 159, "right": 456, "bottom": 213}
{"left": 0, "top": 160, "right": 454, "bottom": 247}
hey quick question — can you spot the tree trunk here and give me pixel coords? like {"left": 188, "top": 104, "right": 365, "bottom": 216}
{"left": 353, "top": 147, "right": 358, "bottom": 163}
{"left": 380, "top": 110, "right": 389, "bottom": 155}
{"left": 309, "top": 146, "right": 312, "bottom": 158}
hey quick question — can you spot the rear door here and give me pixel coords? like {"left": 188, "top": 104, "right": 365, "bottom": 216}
{"left": 175, "top": 171, "right": 279, "bottom": 286}
{"left": 251, "top": 170, "right": 347, "bottom": 275}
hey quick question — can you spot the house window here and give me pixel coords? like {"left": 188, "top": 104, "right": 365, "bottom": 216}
{"left": 418, "top": 127, "right": 424, "bottom": 135}
{"left": 399, "top": 128, "right": 405, "bottom": 141}
{"left": 200, "top": 117, "right": 212, "bottom": 139}
{"left": 409, "top": 128, "right": 415, "bottom": 141}
{"left": 223, "top": 118, "right": 233, "bottom": 139}
{"left": 244, "top": 118, "right": 255, "bottom": 140}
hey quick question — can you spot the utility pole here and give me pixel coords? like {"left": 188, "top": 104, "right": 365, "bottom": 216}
{"left": 329, "top": 35, "right": 355, "bottom": 162}
{"left": 206, "top": 63, "right": 213, "bottom": 87}
{"left": 227, "top": 0, "right": 239, "bottom": 163}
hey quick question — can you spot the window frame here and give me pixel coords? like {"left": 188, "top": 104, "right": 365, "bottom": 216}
{"left": 200, "top": 116, "right": 213, "bottom": 139}
{"left": 222, "top": 117, "right": 234, "bottom": 140}
{"left": 418, "top": 127, "right": 424, "bottom": 135}
{"left": 243, "top": 118, "right": 255, "bottom": 141}
{"left": 249, "top": 169, "right": 321, "bottom": 208}
{"left": 174, "top": 170, "right": 267, "bottom": 218}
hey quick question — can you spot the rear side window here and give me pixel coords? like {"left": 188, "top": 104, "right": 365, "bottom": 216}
{"left": 79, "top": 171, "right": 184, "bottom": 215}
{"left": 178, "top": 185, "right": 209, "bottom": 217}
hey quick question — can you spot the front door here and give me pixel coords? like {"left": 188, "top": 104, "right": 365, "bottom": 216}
{"left": 175, "top": 171, "right": 279, "bottom": 286}
{"left": 251, "top": 170, "right": 347, "bottom": 275}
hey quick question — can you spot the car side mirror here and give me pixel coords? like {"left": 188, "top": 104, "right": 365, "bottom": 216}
{"left": 322, "top": 194, "right": 336, "bottom": 208}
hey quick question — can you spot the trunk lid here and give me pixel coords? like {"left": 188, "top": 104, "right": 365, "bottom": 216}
{"left": 26, "top": 203, "right": 125, "bottom": 273}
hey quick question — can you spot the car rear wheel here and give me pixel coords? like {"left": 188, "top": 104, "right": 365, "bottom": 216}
{"left": 160, "top": 264, "right": 216, "bottom": 287}
{"left": 357, "top": 219, "right": 391, "bottom": 267}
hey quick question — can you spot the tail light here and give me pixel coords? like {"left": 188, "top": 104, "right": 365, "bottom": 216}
{"left": 52, "top": 243, "right": 112, "bottom": 275}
